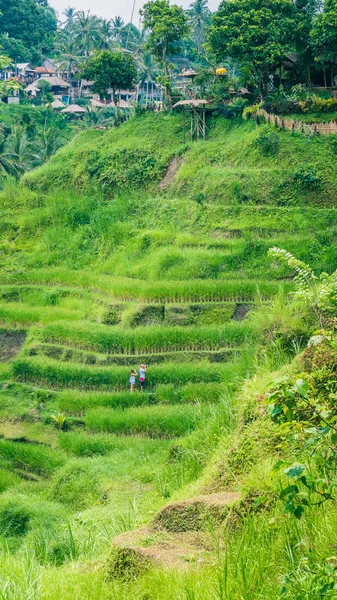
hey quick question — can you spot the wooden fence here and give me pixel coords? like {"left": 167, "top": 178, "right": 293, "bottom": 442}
{"left": 257, "top": 108, "right": 337, "bottom": 135}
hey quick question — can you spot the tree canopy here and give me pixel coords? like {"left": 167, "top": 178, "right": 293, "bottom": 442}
{"left": 0, "top": 0, "right": 57, "bottom": 63}
{"left": 81, "top": 50, "right": 137, "bottom": 101}
{"left": 208, "top": 0, "right": 297, "bottom": 94}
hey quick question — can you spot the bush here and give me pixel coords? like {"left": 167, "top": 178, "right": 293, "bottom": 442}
{"left": 254, "top": 127, "right": 280, "bottom": 156}
{"left": 0, "top": 503, "right": 31, "bottom": 536}
{"left": 49, "top": 462, "right": 102, "bottom": 509}
{"left": 292, "top": 167, "right": 322, "bottom": 190}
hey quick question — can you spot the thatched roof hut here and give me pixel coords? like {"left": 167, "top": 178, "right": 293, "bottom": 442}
{"left": 61, "top": 104, "right": 86, "bottom": 114}
{"left": 51, "top": 98, "right": 65, "bottom": 109}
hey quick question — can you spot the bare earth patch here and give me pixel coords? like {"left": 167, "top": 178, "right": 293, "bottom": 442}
{"left": 0, "top": 331, "right": 26, "bottom": 362}
{"left": 159, "top": 157, "right": 184, "bottom": 189}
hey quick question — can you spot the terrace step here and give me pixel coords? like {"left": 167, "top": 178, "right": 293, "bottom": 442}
{"left": 29, "top": 343, "right": 238, "bottom": 365}
{"left": 13, "top": 356, "right": 242, "bottom": 390}
{"left": 0, "top": 271, "right": 293, "bottom": 302}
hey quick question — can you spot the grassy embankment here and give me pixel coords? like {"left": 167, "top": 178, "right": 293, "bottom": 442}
{"left": 0, "top": 112, "right": 336, "bottom": 598}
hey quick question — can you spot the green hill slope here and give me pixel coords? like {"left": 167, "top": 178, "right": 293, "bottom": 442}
{"left": 0, "top": 113, "right": 336, "bottom": 599}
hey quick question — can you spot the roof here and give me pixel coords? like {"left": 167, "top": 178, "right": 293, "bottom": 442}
{"left": 34, "top": 66, "right": 55, "bottom": 74}
{"left": 17, "top": 63, "right": 32, "bottom": 71}
{"left": 51, "top": 98, "right": 65, "bottom": 109}
{"left": 181, "top": 68, "right": 198, "bottom": 78}
{"left": 172, "top": 99, "right": 208, "bottom": 108}
{"left": 61, "top": 103, "right": 86, "bottom": 114}
{"left": 38, "top": 76, "right": 70, "bottom": 88}
{"left": 238, "top": 87, "right": 251, "bottom": 95}
{"left": 110, "top": 99, "right": 131, "bottom": 109}
{"left": 91, "top": 99, "right": 106, "bottom": 107}
{"left": 25, "top": 83, "right": 40, "bottom": 93}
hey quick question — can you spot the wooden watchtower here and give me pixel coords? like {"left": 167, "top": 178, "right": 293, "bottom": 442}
{"left": 172, "top": 99, "right": 208, "bottom": 141}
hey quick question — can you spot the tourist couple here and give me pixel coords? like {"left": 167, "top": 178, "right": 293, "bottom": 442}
{"left": 130, "top": 364, "right": 147, "bottom": 392}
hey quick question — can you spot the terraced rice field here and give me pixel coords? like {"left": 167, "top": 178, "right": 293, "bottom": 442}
{"left": 1, "top": 114, "right": 336, "bottom": 594}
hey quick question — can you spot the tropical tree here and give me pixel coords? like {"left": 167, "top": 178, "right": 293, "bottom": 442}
{"left": 208, "top": 0, "right": 297, "bottom": 96}
{"left": 293, "top": 0, "right": 321, "bottom": 85}
{"left": 137, "top": 50, "right": 159, "bottom": 104}
{"left": 112, "top": 16, "right": 125, "bottom": 44}
{"left": 140, "top": 0, "right": 190, "bottom": 106}
{"left": 55, "top": 37, "right": 84, "bottom": 76}
{"left": 188, "top": 0, "right": 211, "bottom": 53}
{"left": 34, "top": 127, "right": 66, "bottom": 162}
{"left": 98, "top": 19, "right": 116, "bottom": 50}
{"left": 5, "top": 126, "right": 37, "bottom": 174}
{"left": 311, "top": 0, "right": 337, "bottom": 87}
{"left": 0, "top": 0, "right": 57, "bottom": 63}
{"left": 73, "top": 11, "right": 101, "bottom": 56}
{"left": 81, "top": 50, "right": 137, "bottom": 121}
{"left": 62, "top": 6, "right": 78, "bottom": 32}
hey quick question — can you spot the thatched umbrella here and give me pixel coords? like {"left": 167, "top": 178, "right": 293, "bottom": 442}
{"left": 51, "top": 98, "right": 65, "bottom": 109}
{"left": 61, "top": 104, "right": 86, "bottom": 114}
{"left": 91, "top": 98, "right": 107, "bottom": 108}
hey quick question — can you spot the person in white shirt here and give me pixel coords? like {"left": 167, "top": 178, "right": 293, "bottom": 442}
{"left": 139, "top": 364, "right": 147, "bottom": 391}
{"left": 129, "top": 369, "right": 137, "bottom": 393}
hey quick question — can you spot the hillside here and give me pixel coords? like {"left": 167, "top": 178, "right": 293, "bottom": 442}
{"left": 0, "top": 113, "right": 337, "bottom": 599}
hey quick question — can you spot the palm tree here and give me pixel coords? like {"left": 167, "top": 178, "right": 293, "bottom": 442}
{"left": 55, "top": 37, "right": 84, "bottom": 77}
{"left": 0, "top": 127, "right": 31, "bottom": 179}
{"left": 137, "top": 50, "right": 159, "bottom": 104}
{"left": 34, "top": 127, "right": 66, "bottom": 163}
{"left": 188, "top": 0, "right": 211, "bottom": 53}
{"left": 6, "top": 127, "right": 37, "bottom": 174}
{"left": 112, "top": 16, "right": 125, "bottom": 45}
{"left": 62, "top": 7, "right": 78, "bottom": 32}
{"left": 73, "top": 11, "right": 101, "bottom": 56}
{"left": 97, "top": 19, "right": 119, "bottom": 50}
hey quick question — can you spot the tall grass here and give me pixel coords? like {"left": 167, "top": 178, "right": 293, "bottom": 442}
{"left": 1, "top": 269, "right": 293, "bottom": 301}
{"left": 13, "top": 356, "right": 244, "bottom": 389}
{"left": 85, "top": 404, "right": 206, "bottom": 437}
{"left": 37, "top": 321, "right": 254, "bottom": 353}
{"left": 57, "top": 382, "right": 229, "bottom": 414}
{"left": 0, "top": 439, "right": 65, "bottom": 475}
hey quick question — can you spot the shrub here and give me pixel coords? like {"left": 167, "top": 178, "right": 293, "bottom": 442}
{"left": 292, "top": 167, "right": 322, "bottom": 190}
{"left": 0, "top": 503, "right": 31, "bottom": 536}
{"left": 49, "top": 462, "right": 102, "bottom": 509}
{"left": 254, "top": 127, "right": 280, "bottom": 156}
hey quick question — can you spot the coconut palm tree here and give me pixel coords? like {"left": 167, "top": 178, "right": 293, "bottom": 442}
{"left": 5, "top": 127, "right": 37, "bottom": 174}
{"left": 137, "top": 50, "right": 159, "bottom": 104}
{"left": 62, "top": 7, "right": 78, "bottom": 32}
{"left": 0, "top": 127, "right": 31, "bottom": 179}
{"left": 97, "top": 19, "right": 120, "bottom": 50}
{"left": 34, "top": 127, "right": 66, "bottom": 163}
{"left": 112, "top": 16, "right": 125, "bottom": 45}
{"left": 55, "top": 37, "right": 84, "bottom": 77}
{"left": 73, "top": 11, "right": 101, "bottom": 56}
{"left": 188, "top": 0, "right": 211, "bottom": 53}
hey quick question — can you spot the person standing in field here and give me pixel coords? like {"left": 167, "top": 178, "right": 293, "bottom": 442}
{"left": 139, "top": 364, "right": 147, "bottom": 391}
{"left": 130, "top": 369, "right": 137, "bottom": 393}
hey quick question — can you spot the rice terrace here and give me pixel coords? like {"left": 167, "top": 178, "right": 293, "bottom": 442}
{"left": 1, "top": 0, "right": 337, "bottom": 598}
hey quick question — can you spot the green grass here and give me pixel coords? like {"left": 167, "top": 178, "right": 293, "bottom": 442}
{"left": 12, "top": 355, "right": 244, "bottom": 389}
{"left": 36, "top": 321, "right": 255, "bottom": 353}
{"left": 57, "top": 382, "right": 229, "bottom": 414}
{"left": 1, "top": 269, "right": 292, "bottom": 300}
{"left": 84, "top": 404, "right": 206, "bottom": 437}
{"left": 0, "top": 438, "right": 65, "bottom": 476}
{"left": 1, "top": 111, "right": 337, "bottom": 599}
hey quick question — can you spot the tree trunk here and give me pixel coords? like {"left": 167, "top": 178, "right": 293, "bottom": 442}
{"left": 162, "top": 47, "right": 171, "bottom": 110}
{"left": 323, "top": 68, "right": 327, "bottom": 89}
{"left": 113, "top": 88, "right": 120, "bottom": 125}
